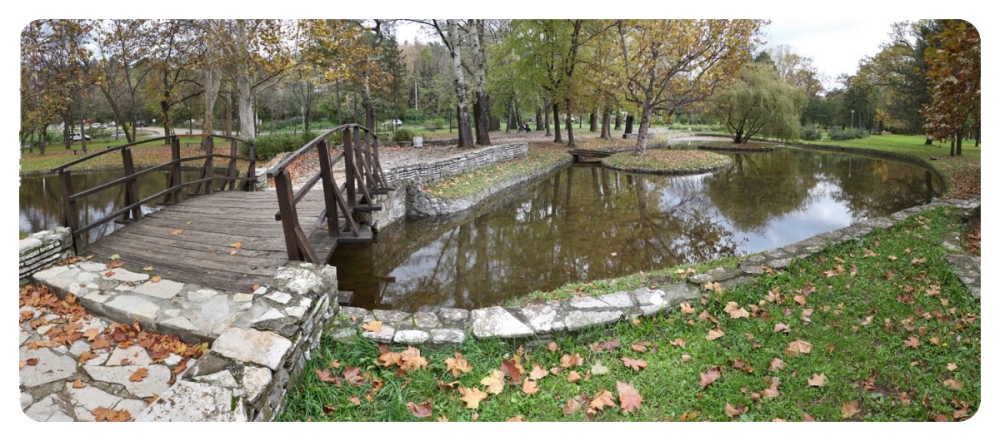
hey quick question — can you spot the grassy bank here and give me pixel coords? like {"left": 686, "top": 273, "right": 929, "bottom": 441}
{"left": 279, "top": 207, "right": 979, "bottom": 422}
{"left": 425, "top": 143, "right": 571, "bottom": 200}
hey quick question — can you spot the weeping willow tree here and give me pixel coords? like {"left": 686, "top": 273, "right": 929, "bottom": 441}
{"left": 712, "top": 61, "right": 807, "bottom": 143}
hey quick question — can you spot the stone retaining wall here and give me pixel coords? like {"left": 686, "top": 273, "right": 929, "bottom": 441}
{"left": 19, "top": 227, "right": 72, "bottom": 281}
{"left": 382, "top": 142, "right": 527, "bottom": 187}
{"left": 30, "top": 260, "right": 341, "bottom": 422}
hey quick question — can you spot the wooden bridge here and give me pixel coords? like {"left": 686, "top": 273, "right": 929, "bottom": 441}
{"left": 51, "top": 124, "right": 393, "bottom": 293}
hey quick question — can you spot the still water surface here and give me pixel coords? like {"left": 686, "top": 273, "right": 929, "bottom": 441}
{"left": 330, "top": 147, "right": 941, "bottom": 311}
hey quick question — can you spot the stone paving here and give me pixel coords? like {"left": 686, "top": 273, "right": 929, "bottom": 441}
{"left": 19, "top": 170, "right": 981, "bottom": 422}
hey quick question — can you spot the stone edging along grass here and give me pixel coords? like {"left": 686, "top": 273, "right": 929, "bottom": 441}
{"left": 601, "top": 150, "right": 733, "bottom": 175}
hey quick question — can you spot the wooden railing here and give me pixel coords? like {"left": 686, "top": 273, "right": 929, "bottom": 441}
{"left": 52, "top": 135, "right": 257, "bottom": 253}
{"left": 267, "top": 124, "right": 393, "bottom": 263}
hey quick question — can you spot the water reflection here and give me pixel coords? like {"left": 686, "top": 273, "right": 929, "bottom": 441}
{"left": 19, "top": 170, "right": 201, "bottom": 244}
{"left": 332, "top": 147, "right": 940, "bottom": 312}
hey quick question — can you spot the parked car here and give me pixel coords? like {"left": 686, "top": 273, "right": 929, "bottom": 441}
{"left": 69, "top": 133, "right": 91, "bottom": 141}
{"left": 90, "top": 122, "right": 102, "bottom": 129}
{"left": 136, "top": 120, "right": 148, "bottom": 127}
{"left": 111, "top": 132, "right": 126, "bottom": 140}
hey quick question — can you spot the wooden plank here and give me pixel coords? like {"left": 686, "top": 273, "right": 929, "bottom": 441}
{"left": 86, "top": 238, "right": 284, "bottom": 277}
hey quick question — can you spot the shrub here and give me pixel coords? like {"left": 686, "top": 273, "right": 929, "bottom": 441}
{"left": 800, "top": 124, "right": 822, "bottom": 141}
{"left": 404, "top": 109, "right": 426, "bottom": 123}
{"left": 828, "top": 127, "right": 869, "bottom": 141}
{"left": 424, "top": 118, "right": 445, "bottom": 131}
{"left": 392, "top": 129, "right": 415, "bottom": 143}
{"left": 247, "top": 131, "right": 317, "bottom": 162}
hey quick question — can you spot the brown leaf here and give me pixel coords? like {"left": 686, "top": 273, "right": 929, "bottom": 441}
{"left": 129, "top": 368, "right": 148, "bottom": 382}
{"left": 315, "top": 368, "right": 340, "bottom": 384}
{"left": 560, "top": 353, "right": 583, "bottom": 368}
{"left": 841, "top": 401, "right": 859, "bottom": 419}
{"left": 349, "top": 396, "right": 361, "bottom": 406}
{"left": 808, "top": 373, "right": 827, "bottom": 387}
{"left": 733, "top": 358, "right": 754, "bottom": 373}
{"left": 458, "top": 387, "right": 488, "bottom": 409}
{"left": 617, "top": 381, "right": 642, "bottom": 414}
{"left": 361, "top": 320, "right": 383, "bottom": 333}
{"left": 79, "top": 351, "right": 99, "bottom": 365}
{"left": 501, "top": 357, "right": 524, "bottom": 384}
{"left": 343, "top": 366, "right": 365, "bottom": 386}
{"left": 170, "top": 229, "right": 184, "bottom": 235}
{"left": 546, "top": 341, "right": 559, "bottom": 352}
{"left": 700, "top": 367, "right": 722, "bottom": 387}
{"left": 724, "top": 403, "right": 744, "bottom": 418}
{"left": 400, "top": 346, "right": 428, "bottom": 371}
{"left": 444, "top": 352, "right": 472, "bottom": 378}
{"left": 506, "top": 415, "right": 524, "bottom": 422}
{"left": 769, "top": 358, "right": 787, "bottom": 373}
{"left": 774, "top": 323, "right": 790, "bottom": 333}
{"left": 72, "top": 379, "right": 85, "bottom": 388}
{"left": 562, "top": 397, "right": 583, "bottom": 415}
{"left": 698, "top": 310, "right": 720, "bottom": 324}
{"left": 723, "top": 302, "right": 749, "bottom": 319}
{"left": 622, "top": 357, "right": 648, "bottom": 372}
{"left": 706, "top": 328, "right": 725, "bottom": 341}
{"left": 92, "top": 406, "right": 132, "bottom": 422}
{"left": 786, "top": 340, "right": 813, "bottom": 356}
{"left": 679, "top": 302, "right": 695, "bottom": 314}
{"left": 231, "top": 242, "right": 243, "bottom": 249}
{"left": 150, "top": 275, "right": 161, "bottom": 283}
{"left": 680, "top": 354, "right": 692, "bottom": 362}
{"left": 943, "top": 378, "right": 963, "bottom": 390}
{"left": 669, "top": 338, "right": 687, "bottom": 348}
{"left": 522, "top": 380, "right": 539, "bottom": 395}
{"left": 528, "top": 363, "right": 548, "bottom": 380}
{"left": 587, "top": 390, "right": 616, "bottom": 414}
{"left": 406, "top": 399, "right": 433, "bottom": 418}
{"left": 903, "top": 335, "right": 920, "bottom": 349}
{"left": 631, "top": 341, "right": 651, "bottom": 352}
{"left": 567, "top": 370, "right": 582, "bottom": 383}
{"left": 947, "top": 363, "right": 958, "bottom": 371}
{"left": 761, "top": 377, "right": 780, "bottom": 398}
{"left": 480, "top": 370, "right": 504, "bottom": 394}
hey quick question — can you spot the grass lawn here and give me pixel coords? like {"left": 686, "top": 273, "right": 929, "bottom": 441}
{"left": 279, "top": 206, "right": 979, "bottom": 423}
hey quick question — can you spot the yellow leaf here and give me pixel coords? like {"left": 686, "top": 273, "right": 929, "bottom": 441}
{"left": 150, "top": 275, "right": 161, "bottom": 283}
{"left": 361, "top": 321, "right": 382, "bottom": 333}
{"left": 143, "top": 266, "right": 154, "bottom": 271}
{"left": 170, "top": 229, "right": 184, "bottom": 235}
{"left": 231, "top": 242, "right": 243, "bottom": 249}
{"left": 480, "top": 370, "right": 505, "bottom": 394}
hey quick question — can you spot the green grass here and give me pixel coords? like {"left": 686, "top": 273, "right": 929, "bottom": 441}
{"left": 603, "top": 150, "right": 732, "bottom": 174}
{"left": 425, "top": 146, "right": 570, "bottom": 200}
{"left": 279, "top": 207, "right": 979, "bottom": 422}
{"left": 18, "top": 136, "right": 251, "bottom": 175}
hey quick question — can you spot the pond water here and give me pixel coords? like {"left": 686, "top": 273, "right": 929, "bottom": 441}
{"left": 19, "top": 169, "right": 203, "bottom": 245}
{"left": 330, "top": 147, "right": 941, "bottom": 312}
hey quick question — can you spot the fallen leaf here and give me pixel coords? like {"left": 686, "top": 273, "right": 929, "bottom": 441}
{"left": 567, "top": 370, "right": 582, "bottom": 383}
{"left": 349, "top": 396, "right": 361, "bottom": 406}
{"left": 377, "top": 351, "right": 401, "bottom": 367}
{"left": 522, "top": 380, "right": 539, "bottom": 395}
{"left": 501, "top": 357, "right": 524, "bottom": 384}
{"left": 506, "top": 415, "right": 524, "bottom": 422}
{"left": 724, "top": 403, "right": 744, "bottom": 418}
{"left": 129, "top": 368, "right": 148, "bottom": 382}
{"left": 480, "top": 370, "right": 504, "bottom": 394}
{"left": 142, "top": 266, "right": 153, "bottom": 271}
{"left": 700, "top": 367, "right": 722, "bottom": 388}
{"left": 361, "top": 320, "right": 382, "bottom": 333}
{"left": 458, "top": 387, "right": 488, "bottom": 409}
{"left": 444, "top": 352, "right": 472, "bottom": 378}
{"left": 706, "top": 328, "right": 725, "bottom": 341}
{"left": 947, "top": 363, "right": 958, "bottom": 371}
{"left": 407, "top": 399, "right": 433, "bottom": 418}
{"left": 786, "top": 340, "right": 813, "bottom": 356}
{"left": 808, "top": 373, "right": 827, "bottom": 387}
{"left": 622, "top": 357, "right": 648, "bottom": 372}
{"left": 590, "top": 360, "right": 610, "bottom": 376}
{"left": 669, "top": 338, "right": 687, "bottom": 348}
{"left": 560, "top": 353, "right": 583, "bottom": 368}
{"left": 774, "top": 323, "right": 790, "bottom": 333}
{"left": 617, "top": 381, "right": 643, "bottom": 414}
{"left": 680, "top": 354, "right": 692, "bottom": 362}
{"left": 724, "top": 302, "right": 750, "bottom": 319}
{"left": 588, "top": 390, "right": 616, "bottom": 414}
{"left": 943, "top": 379, "right": 963, "bottom": 390}
{"left": 170, "top": 229, "right": 183, "bottom": 235}
{"left": 78, "top": 351, "right": 99, "bottom": 365}
{"left": 150, "top": 275, "right": 161, "bottom": 283}
{"left": 529, "top": 363, "right": 548, "bottom": 380}
{"left": 546, "top": 341, "right": 559, "bottom": 352}
{"left": 72, "top": 379, "right": 85, "bottom": 388}
{"left": 562, "top": 398, "right": 582, "bottom": 415}
{"left": 92, "top": 406, "right": 131, "bottom": 422}
{"left": 679, "top": 303, "right": 695, "bottom": 314}
{"left": 231, "top": 242, "right": 243, "bottom": 249}
{"left": 631, "top": 341, "right": 651, "bottom": 352}
{"left": 762, "top": 377, "right": 780, "bottom": 398}
{"left": 400, "top": 346, "right": 428, "bottom": 371}
{"left": 836, "top": 401, "right": 859, "bottom": 419}
{"left": 903, "top": 335, "right": 919, "bottom": 349}
{"left": 109, "top": 254, "right": 121, "bottom": 261}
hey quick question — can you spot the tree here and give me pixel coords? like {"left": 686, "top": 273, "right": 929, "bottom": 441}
{"left": 616, "top": 19, "right": 766, "bottom": 154}
{"left": 145, "top": 19, "right": 202, "bottom": 137}
{"left": 712, "top": 61, "right": 806, "bottom": 143}
{"left": 415, "top": 19, "right": 475, "bottom": 148}
{"left": 922, "top": 20, "right": 980, "bottom": 156}
{"left": 92, "top": 19, "right": 154, "bottom": 143}
{"left": 20, "top": 20, "right": 86, "bottom": 154}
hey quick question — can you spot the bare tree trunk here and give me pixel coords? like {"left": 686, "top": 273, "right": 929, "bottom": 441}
{"left": 614, "top": 109, "right": 622, "bottom": 130}
{"left": 237, "top": 73, "right": 255, "bottom": 140}
{"left": 203, "top": 65, "right": 221, "bottom": 147}
{"left": 624, "top": 114, "right": 634, "bottom": 138}
{"left": 543, "top": 96, "right": 551, "bottom": 136}
{"left": 590, "top": 109, "right": 598, "bottom": 132}
{"left": 535, "top": 107, "right": 543, "bottom": 133}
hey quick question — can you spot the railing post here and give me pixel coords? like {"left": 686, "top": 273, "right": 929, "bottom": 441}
{"left": 371, "top": 135, "right": 386, "bottom": 188}
{"left": 316, "top": 138, "right": 340, "bottom": 236}
{"left": 58, "top": 170, "right": 83, "bottom": 254}
{"left": 202, "top": 135, "right": 214, "bottom": 195}
{"left": 120, "top": 147, "right": 142, "bottom": 222}
{"left": 244, "top": 143, "right": 257, "bottom": 191}
{"left": 363, "top": 130, "right": 375, "bottom": 189}
{"left": 353, "top": 127, "right": 366, "bottom": 203}
{"left": 167, "top": 136, "right": 184, "bottom": 204}
{"left": 344, "top": 126, "right": 357, "bottom": 207}
{"left": 273, "top": 169, "right": 303, "bottom": 262}
{"left": 226, "top": 138, "right": 239, "bottom": 190}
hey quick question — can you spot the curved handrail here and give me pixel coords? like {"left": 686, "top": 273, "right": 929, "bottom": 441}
{"left": 53, "top": 134, "right": 258, "bottom": 253}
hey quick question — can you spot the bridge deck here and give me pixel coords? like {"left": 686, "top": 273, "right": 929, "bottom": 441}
{"left": 84, "top": 189, "right": 367, "bottom": 293}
